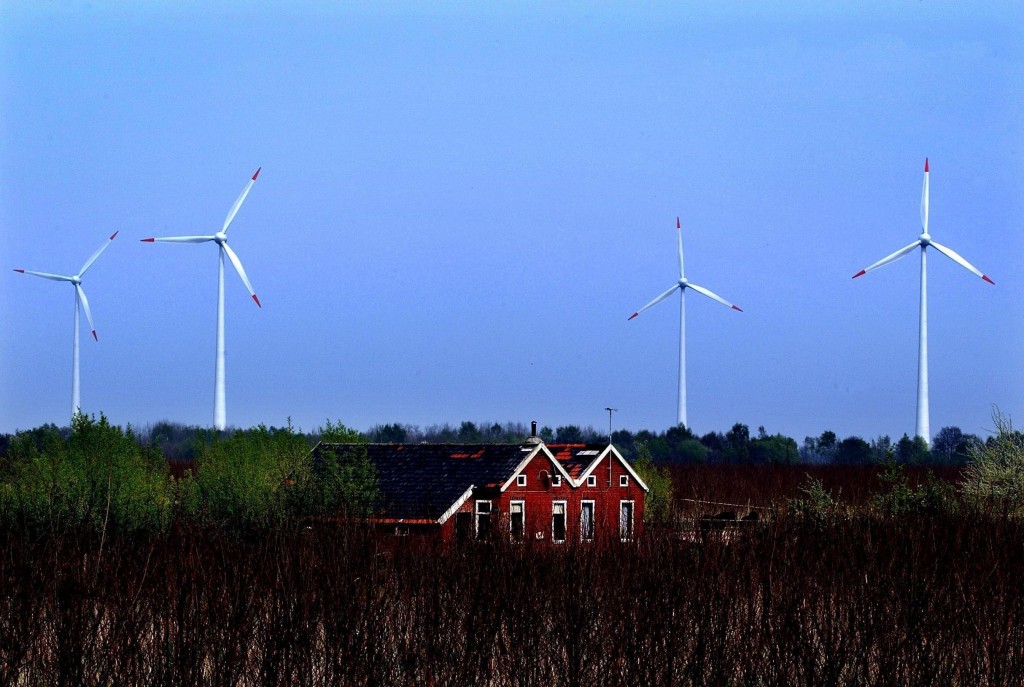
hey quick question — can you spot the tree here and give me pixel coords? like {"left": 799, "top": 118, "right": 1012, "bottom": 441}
{"left": 895, "top": 434, "right": 930, "bottom": 464}
{"left": 555, "top": 425, "right": 583, "bottom": 443}
{"left": 835, "top": 436, "right": 872, "bottom": 465}
{"left": 723, "top": 423, "right": 750, "bottom": 463}
{"left": 632, "top": 442, "right": 673, "bottom": 525}
{"left": 750, "top": 432, "right": 799, "bottom": 465}
{"left": 931, "top": 426, "right": 983, "bottom": 465}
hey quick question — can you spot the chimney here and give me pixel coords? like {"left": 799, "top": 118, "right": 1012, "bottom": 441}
{"left": 525, "top": 420, "right": 541, "bottom": 445}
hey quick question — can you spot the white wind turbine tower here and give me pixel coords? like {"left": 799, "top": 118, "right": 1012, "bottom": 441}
{"left": 853, "top": 158, "right": 994, "bottom": 446}
{"left": 629, "top": 217, "right": 742, "bottom": 428}
{"left": 142, "top": 168, "right": 262, "bottom": 431}
{"left": 14, "top": 231, "right": 118, "bottom": 421}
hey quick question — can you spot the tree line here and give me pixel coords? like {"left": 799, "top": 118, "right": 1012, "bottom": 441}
{"left": 0, "top": 417, "right": 990, "bottom": 466}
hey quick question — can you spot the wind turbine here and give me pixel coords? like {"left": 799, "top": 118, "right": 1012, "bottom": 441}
{"left": 628, "top": 217, "right": 742, "bottom": 428}
{"left": 14, "top": 231, "right": 118, "bottom": 421}
{"left": 142, "top": 168, "right": 262, "bottom": 431}
{"left": 852, "top": 158, "right": 993, "bottom": 445}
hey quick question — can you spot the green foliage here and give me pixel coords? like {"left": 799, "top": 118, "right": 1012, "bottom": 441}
{"left": 632, "top": 441, "right": 673, "bottom": 525}
{"left": 750, "top": 432, "right": 799, "bottom": 465}
{"left": 1, "top": 413, "right": 171, "bottom": 533}
{"left": 895, "top": 434, "right": 931, "bottom": 464}
{"left": 871, "top": 462, "right": 958, "bottom": 517}
{"left": 178, "top": 422, "right": 311, "bottom": 530}
{"left": 787, "top": 474, "right": 843, "bottom": 521}
{"left": 962, "top": 408, "right": 1024, "bottom": 515}
{"left": 319, "top": 419, "right": 365, "bottom": 444}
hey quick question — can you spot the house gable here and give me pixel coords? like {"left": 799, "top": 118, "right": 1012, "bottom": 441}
{"left": 499, "top": 444, "right": 574, "bottom": 492}
{"left": 574, "top": 444, "right": 650, "bottom": 491}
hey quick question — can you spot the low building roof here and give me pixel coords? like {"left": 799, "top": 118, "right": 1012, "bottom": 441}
{"left": 313, "top": 442, "right": 530, "bottom": 523}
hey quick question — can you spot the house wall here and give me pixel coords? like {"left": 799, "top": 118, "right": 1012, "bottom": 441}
{"left": 494, "top": 452, "right": 646, "bottom": 544}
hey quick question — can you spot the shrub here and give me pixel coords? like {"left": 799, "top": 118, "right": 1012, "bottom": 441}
{"left": 962, "top": 408, "right": 1024, "bottom": 515}
{"left": 787, "top": 474, "right": 844, "bottom": 521}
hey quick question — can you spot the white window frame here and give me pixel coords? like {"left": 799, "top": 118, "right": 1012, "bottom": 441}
{"left": 551, "top": 500, "right": 567, "bottom": 544}
{"left": 587, "top": 475, "right": 597, "bottom": 487}
{"left": 475, "top": 500, "right": 492, "bottom": 539}
{"left": 517, "top": 474, "right": 527, "bottom": 487}
{"left": 620, "top": 475, "right": 629, "bottom": 487}
{"left": 619, "top": 500, "right": 635, "bottom": 542}
{"left": 509, "top": 500, "right": 525, "bottom": 542}
{"left": 580, "top": 500, "right": 595, "bottom": 542}
{"left": 552, "top": 474, "right": 562, "bottom": 487}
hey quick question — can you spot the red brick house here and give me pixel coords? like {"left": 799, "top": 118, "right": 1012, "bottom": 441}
{"left": 311, "top": 432, "right": 648, "bottom": 543}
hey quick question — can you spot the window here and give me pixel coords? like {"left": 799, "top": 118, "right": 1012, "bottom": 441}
{"left": 587, "top": 475, "right": 597, "bottom": 487}
{"left": 476, "top": 500, "right": 493, "bottom": 540}
{"left": 619, "top": 501, "right": 634, "bottom": 541}
{"left": 620, "top": 475, "right": 629, "bottom": 487}
{"left": 552, "top": 501, "right": 567, "bottom": 543}
{"left": 552, "top": 474, "right": 562, "bottom": 487}
{"left": 517, "top": 474, "right": 527, "bottom": 487}
{"left": 510, "top": 501, "right": 525, "bottom": 542}
{"left": 580, "top": 501, "right": 595, "bottom": 541}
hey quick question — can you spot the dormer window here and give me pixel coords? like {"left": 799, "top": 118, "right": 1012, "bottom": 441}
{"left": 587, "top": 475, "right": 597, "bottom": 487}
{"left": 620, "top": 475, "right": 629, "bottom": 487}
{"left": 517, "top": 474, "right": 527, "bottom": 487}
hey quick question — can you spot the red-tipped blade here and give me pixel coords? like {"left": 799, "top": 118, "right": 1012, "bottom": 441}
{"left": 252, "top": 294, "right": 262, "bottom": 307}
{"left": 91, "top": 330, "right": 98, "bottom": 341}
{"left": 852, "top": 269, "right": 866, "bottom": 279}
{"left": 731, "top": 305, "right": 743, "bottom": 312}
{"left": 252, "top": 167, "right": 261, "bottom": 180}
{"left": 982, "top": 275, "right": 995, "bottom": 285}
{"left": 628, "top": 312, "right": 638, "bottom": 321}
{"left": 13, "top": 269, "right": 24, "bottom": 273}
{"left": 924, "top": 158, "right": 929, "bottom": 172}
{"left": 676, "top": 217, "right": 680, "bottom": 229}
{"left": 109, "top": 230, "right": 119, "bottom": 240}
{"left": 141, "top": 238, "right": 155, "bottom": 242}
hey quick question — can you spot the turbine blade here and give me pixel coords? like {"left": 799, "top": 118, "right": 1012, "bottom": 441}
{"left": 686, "top": 282, "right": 743, "bottom": 311}
{"left": 222, "top": 167, "right": 261, "bottom": 233}
{"left": 76, "top": 284, "right": 98, "bottom": 340}
{"left": 221, "top": 243, "right": 261, "bottom": 307}
{"left": 930, "top": 241, "right": 994, "bottom": 284}
{"left": 78, "top": 230, "right": 118, "bottom": 277}
{"left": 676, "top": 216, "right": 685, "bottom": 280}
{"left": 628, "top": 284, "right": 679, "bottom": 320}
{"left": 920, "top": 158, "right": 930, "bottom": 233}
{"left": 852, "top": 241, "right": 921, "bottom": 278}
{"left": 140, "top": 235, "right": 216, "bottom": 243}
{"left": 13, "top": 269, "right": 74, "bottom": 282}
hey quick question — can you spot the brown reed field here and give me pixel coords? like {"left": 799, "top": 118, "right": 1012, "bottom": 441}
{"left": 2, "top": 463, "right": 1022, "bottom": 686}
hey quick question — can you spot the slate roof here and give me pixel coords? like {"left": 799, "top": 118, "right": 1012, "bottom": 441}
{"left": 547, "top": 443, "right": 607, "bottom": 480}
{"left": 313, "top": 442, "right": 532, "bottom": 522}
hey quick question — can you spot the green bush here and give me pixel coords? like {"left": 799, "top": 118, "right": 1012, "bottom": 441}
{"left": 871, "top": 462, "right": 958, "bottom": 518}
{"left": 633, "top": 441, "right": 673, "bottom": 525}
{"left": 1, "top": 413, "right": 171, "bottom": 533}
{"left": 177, "top": 422, "right": 310, "bottom": 530}
{"left": 962, "top": 408, "right": 1024, "bottom": 515}
{"left": 787, "top": 474, "right": 844, "bottom": 521}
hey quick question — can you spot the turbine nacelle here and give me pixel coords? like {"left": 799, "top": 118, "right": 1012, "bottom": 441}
{"left": 214, "top": 231, "right": 228, "bottom": 244}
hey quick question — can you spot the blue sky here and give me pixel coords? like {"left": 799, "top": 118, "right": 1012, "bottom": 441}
{"left": 2, "top": 1, "right": 1021, "bottom": 443}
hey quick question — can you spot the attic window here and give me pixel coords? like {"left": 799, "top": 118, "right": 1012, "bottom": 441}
{"left": 552, "top": 475, "right": 562, "bottom": 487}
{"left": 578, "top": 450, "right": 600, "bottom": 456}
{"left": 587, "top": 475, "right": 597, "bottom": 487}
{"left": 517, "top": 474, "right": 527, "bottom": 487}
{"left": 620, "top": 475, "right": 629, "bottom": 487}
